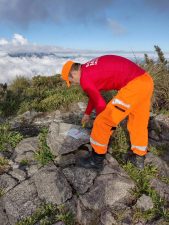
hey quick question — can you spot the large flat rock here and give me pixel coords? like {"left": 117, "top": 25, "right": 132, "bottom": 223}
{"left": 47, "top": 122, "right": 90, "bottom": 156}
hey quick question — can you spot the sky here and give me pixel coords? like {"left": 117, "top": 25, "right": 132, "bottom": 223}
{"left": 0, "top": 0, "right": 169, "bottom": 83}
{"left": 0, "top": 0, "right": 169, "bottom": 51}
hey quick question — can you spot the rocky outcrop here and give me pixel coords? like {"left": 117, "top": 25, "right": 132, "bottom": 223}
{"left": 0, "top": 106, "right": 169, "bottom": 225}
{"left": 0, "top": 118, "right": 136, "bottom": 224}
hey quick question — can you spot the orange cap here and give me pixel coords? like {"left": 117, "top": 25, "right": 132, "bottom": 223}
{"left": 61, "top": 60, "right": 74, "bottom": 87}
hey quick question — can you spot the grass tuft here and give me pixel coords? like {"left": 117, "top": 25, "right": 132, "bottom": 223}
{"left": 34, "top": 128, "right": 55, "bottom": 166}
{"left": 16, "top": 203, "right": 75, "bottom": 225}
{"left": 0, "top": 123, "right": 23, "bottom": 152}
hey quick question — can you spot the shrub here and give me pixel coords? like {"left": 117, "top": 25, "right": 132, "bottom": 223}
{"left": 10, "top": 76, "right": 30, "bottom": 94}
{"left": 143, "top": 46, "right": 169, "bottom": 112}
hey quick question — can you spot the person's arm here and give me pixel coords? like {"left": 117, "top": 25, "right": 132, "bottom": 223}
{"left": 85, "top": 98, "right": 94, "bottom": 115}
{"left": 84, "top": 85, "right": 107, "bottom": 115}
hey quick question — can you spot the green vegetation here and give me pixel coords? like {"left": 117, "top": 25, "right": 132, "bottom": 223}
{"left": 0, "top": 156, "right": 10, "bottom": 174}
{"left": 143, "top": 45, "right": 169, "bottom": 113}
{"left": 0, "top": 46, "right": 168, "bottom": 117}
{"left": 0, "top": 188, "right": 5, "bottom": 198}
{"left": 34, "top": 128, "right": 55, "bottom": 166}
{"left": 0, "top": 46, "right": 168, "bottom": 223}
{"left": 149, "top": 144, "right": 168, "bottom": 157}
{"left": 19, "top": 158, "right": 30, "bottom": 167}
{"left": 0, "top": 156, "right": 9, "bottom": 167}
{"left": 0, "top": 75, "right": 87, "bottom": 117}
{"left": 110, "top": 126, "right": 169, "bottom": 223}
{"left": 16, "top": 203, "right": 75, "bottom": 225}
{"left": 0, "top": 123, "right": 23, "bottom": 152}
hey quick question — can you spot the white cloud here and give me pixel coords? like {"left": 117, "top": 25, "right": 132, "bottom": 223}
{"left": 0, "top": 33, "right": 28, "bottom": 47}
{"left": 0, "top": 53, "right": 91, "bottom": 83}
{"left": 12, "top": 33, "right": 28, "bottom": 45}
{"left": 0, "top": 38, "right": 8, "bottom": 45}
{"left": 0, "top": 33, "right": 169, "bottom": 84}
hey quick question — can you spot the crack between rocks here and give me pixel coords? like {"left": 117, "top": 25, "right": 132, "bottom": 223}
{"left": 4, "top": 209, "right": 12, "bottom": 225}
{"left": 3, "top": 173, "right": 21, "bottom": 195}
{"left": 79, "top": 171, "right": 99, "bottom": 196}
{"left": 4, "top": 169, "right": 35, "bottom": 195}
{"left": 59, "top": 168, "right": 77, "bottom": 197}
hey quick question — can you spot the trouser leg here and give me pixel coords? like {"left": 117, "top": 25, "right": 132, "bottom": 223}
{"left": 127, "top": 94, "right": 152, "bottom": 156}
{"left": 90, "top": 73, "right": 154, "bottom": 155}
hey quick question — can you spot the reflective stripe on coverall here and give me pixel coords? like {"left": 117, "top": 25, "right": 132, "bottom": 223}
{"left": 90, "top": 73, "right": 154, "bottom": 156}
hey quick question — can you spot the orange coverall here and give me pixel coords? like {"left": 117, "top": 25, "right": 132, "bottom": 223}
{"left": 90, "top": 73, "right": 154, "bottom": 156}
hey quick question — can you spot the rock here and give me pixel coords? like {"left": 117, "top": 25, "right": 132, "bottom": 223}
{"left": 100, "top": 210, "right": 118, "bottom": 225}
{"left": 62, "top": 167, "right": 97, "bottom": 194}
{"left": 68, "top": 102, "right": 87, "bottom": 113}
{"left": 79, "top": 173, "right": 135, "bottom": 211}
{"left": 52, "top": 222, "right": 65, "bottom": 225}
{"left": 64, "top": 195, "right": 77, "bottom": 217}
{"left": 134, "top": 221, "right": 146, "bottom": 225}
{"left": 19, "top": 110, "right": 42, "bottom": 123}
{"left": 77, "top": 199, "right": 99, "bottom": 225}
{"left": 8, "top": 168, "right": 27, "bottom": 181}
{"left": 105, "top": 153, "right": 130, "bottom": 177}
{"left": 55, "top": 154, "right": 76, "bottom": 167}
{"left": 33, "top": 111, "right": 62, "bottom": 126}
{"left": 8, "top": 160, "right": 19, "bottom": 169}
{"left": 119, "top": 208, "right": 133, "bottom": 225}
{"left": 155, "top": 114, "right": 169, "bottom": 141}
{"left": 53, "top": 110, "right": 63, "bottom": 123}
{"left": 10, "top": 110, "right": 42, "bottom": 127}
{"left": 145, "top": 152, "right": 169, "bottom": 177}
{"left": 12, "top": 137, "right": 39, "bottom": 164}
{"left": 148, "top": 130, "right": 160, "bottom": 141}
{"left": 0, "top": 202, "right": 9, "bottom": 225}
{"left": 33, "top": 164, "right": 72, "bottom": 205}
{"left": 136, "top": 194, "right": 154, "bottom": 211}
{"left": 149, "top": 178, "right": 169, "bottom": 202}
{"left": 149, "top": 115, "right": 169, "bottom": 143}
{"left": 47, "top": 122, "right": 90, "bottom": 156}
{"left": 27, "top": 164, "right": 40, "bottom": 177}
{"left": 2, "top": 179, "right": 41, "bottom": 224}
{"left": 0, "top": 173, "right": 18, "bottom": 193}
{"left": 147, "top": 218, "right": 169, "bottom": 225}
{"left": 1, "top": 113, "right": 169, "bottom": 225}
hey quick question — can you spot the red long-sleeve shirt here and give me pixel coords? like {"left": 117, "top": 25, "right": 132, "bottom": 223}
{"left": 80, "top": 55, "right": 145, "bottom": 115}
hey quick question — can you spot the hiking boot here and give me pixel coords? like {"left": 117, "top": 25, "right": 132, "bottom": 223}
{"left": 126, "top": 150, "right": 145, "bottom": 170}
{"left": 76, "top": 149, "right": 105, "bottom": 171}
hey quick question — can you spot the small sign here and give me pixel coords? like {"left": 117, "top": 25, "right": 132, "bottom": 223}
{"left": 67, "top": 128, "right": 89, "bottom": 140}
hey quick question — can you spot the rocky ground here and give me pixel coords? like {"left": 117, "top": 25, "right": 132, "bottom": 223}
{"left": 0, "top": 102, "right": 169, "bottom": 225}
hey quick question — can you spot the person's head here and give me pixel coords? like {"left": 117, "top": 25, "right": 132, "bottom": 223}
{"left": 61, "top": 61, "right": 81, "bottom": 87}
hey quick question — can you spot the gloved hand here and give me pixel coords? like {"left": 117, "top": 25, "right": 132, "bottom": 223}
{"left": 81, "top": 114, "right": 90, "bottom": 127}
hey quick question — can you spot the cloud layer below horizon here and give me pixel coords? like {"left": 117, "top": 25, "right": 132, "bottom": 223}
{"left": 0, "top": 34, "right": 168, "bottom": 84}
